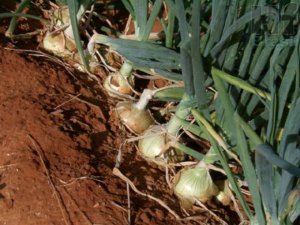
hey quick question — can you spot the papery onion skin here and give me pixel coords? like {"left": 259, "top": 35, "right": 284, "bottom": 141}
{"left": 104, "top": 74, "right": 133, "bottom": 97}
{"left": 138, "top": 125, "right": 185, "bottom": 163}
{"left": 42, "top": 32, "right": 76, "bottom": 58}
{"left": 42, "top": 7, "right": 74, "bottom": 57}
{"left": 43, "top": 32, "right": 66, "bottom": 55}
{"left": 138, "top": 125, "right": 166, "bottom": 158}
{"left": 116, "top": 101, "right": 155, "bottom": 134}
{"left": 174, "top": 167, "right": 219, "bottom": 203}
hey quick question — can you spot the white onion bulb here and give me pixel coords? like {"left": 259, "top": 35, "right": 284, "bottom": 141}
{"left": 104, "top": 74, "right": 133, "bottom": 97}
{"left": 43, "top": 32, "right": 66, "bottom": 55}
{"left": 42, "top": 7, "right": 75, "bottom": 57}
{"left": 138, "top": 125, "right": 166, "bottom": 158}
{"left": 138, "top": 125, "right": 185, "bottom": 164}
{"left": 116, "top": 101, "right": 154, "bottom": 134}
{"left": 42, "top": 32, "right": 75, "bottom": 58}
{"left": 174, "top": 167, "right": 219, "bottom": 205}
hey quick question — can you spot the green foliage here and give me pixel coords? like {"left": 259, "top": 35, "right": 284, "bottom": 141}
{"left": 92, "top": 2, "right": 300, "bottom": 222}
{"left": 66, "top": 0, "right": 93, "bottom": 70}
{"left": 118, "top": 1, "right": 299, "bottom": 222}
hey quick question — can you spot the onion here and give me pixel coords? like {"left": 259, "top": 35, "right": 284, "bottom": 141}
{"left": 116, "top": 89, "right": 154, "bottom": 134}
{"left": 138, "top": 125, "right": 185, "bottom": 164}
{"left": 103, "top": 61, "right": 134, "bottom": 97}
{"left": 43, "top": 32, "right": 64, "bottom": 54}
{"left": 104, "top": 74, "right": 134, "bottom": 97}
{"left": 173, "top": 166, "right": 219, "bottom": 207}
{"left": 116, "top": 101, "right": 153, "bottom": 134}
{"left": 138, "top": 125, "right": 166, "bottom": 158}
{"left": 88, "top": 35, "right": 135, "bottom": 97}
{"left": 42, "top": 6, "right": 76, "bottom": 58}
{"left": 42, "top": 32, "right": 76, "bottom": 57}
{"left": 116, "top": 103, "right": 154, "bottom": 134}
{"left": 137, "top": 96, "right": 191, "bottom": 164}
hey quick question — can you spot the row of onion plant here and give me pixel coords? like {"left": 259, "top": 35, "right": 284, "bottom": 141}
{"left": 93, "top": 1, "right": 300, "bottom": 224}
{"left": 2, "top": 0, "right": 300, "bottom": 224}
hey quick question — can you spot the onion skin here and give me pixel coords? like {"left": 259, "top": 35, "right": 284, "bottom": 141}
{"left": 43, "top": 32, "right": 66, "bottom": 55}
{"left": 138, "top": 125, "right": 185, "bottom": 164}
{"left": 116, "top": 101, "right": 155, "bottom": 134}
{"left": 104, "top": 74, "right": 134, "bottom": 97}
{"left": 42, "top": 32, "right": 76, "bottom": 58}
{"left": 174, "top": 167, "right": 219, "bottom": 207}
{"left": 138, "top": 125, "right": 166, "bottom": 158}
{"left": 42, "top": 6, "right": 74, "bottom": 57}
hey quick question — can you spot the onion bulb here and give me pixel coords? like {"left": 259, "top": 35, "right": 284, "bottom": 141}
{"left": 87, "top": 35, "right": 135, "bottom": 97}
{"left": 137, "top": 96, "right": 191, "bottom": 164}
{"left": 138, "top": 125, "right": 185, "bottom": 164}
{"left": 104, "top": 74, "right": 134, "bottom": 97}
{"left": 116, "top": 89, "right": 154, "bottom": 134}
{"left": 104, "top": 62, "right": 134, "bottom": 97}
{"left": 173, "top": 166, "right": 219, "bottom": 208}
{"left": 42, "top": 6, "right": 76, "bottom": 58}
{"left": 116, "top": 101, "right": 154, "bottom": 134}
{"left": 42, "top": 32, "right": 76, "bottom": 58}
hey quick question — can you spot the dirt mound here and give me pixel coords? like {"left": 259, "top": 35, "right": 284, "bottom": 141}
{"left": 0, "top": 43, "right": 117, "bottom": 224}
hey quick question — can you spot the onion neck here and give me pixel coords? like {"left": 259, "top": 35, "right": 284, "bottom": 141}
{"left": 134, "top": 89, "right": 154, "bottom": 110}
{"left": 119, "top": 62, "right": 133, "bottom": 78}
{"left": 166, "top": 94, "right": 191, "bottom": 136}
{"left": 195, "top": 160, "right": 207, "bottom": 168}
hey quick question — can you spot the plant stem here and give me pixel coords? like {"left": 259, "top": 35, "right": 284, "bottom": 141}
{"left": 174, "top": 142, "right": 204, "bottom": 161}
{"left": 134, "top": 89, "right": 154, "bottom": 110}
{"left": 166, "top": 95, "right": 191, "bottom": 135}
{"left": 119, "top": 61, "right": 133, "bottom": 78}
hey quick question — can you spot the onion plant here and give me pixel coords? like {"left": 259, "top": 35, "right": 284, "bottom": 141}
{"left": 173, "top": 163, "right": 219, "bottom": 209}
{"left": 4, "top": 0, "right": 94, "bottom": 71}
{"left": 115, "top": 86, "right": 186, "bottom": 134}
{"left": 210, "top": 62, "right": 300, "bottom": 225}
{"left": 87, "top": 32, "right": 186, "bottom": 135}
{"left": 198, "top": 2, "right": 300, "bottom": 224}
{"left": 88, "top": 0, "right": 165, "bottom": 97}
{"left": 42, "top": 6, "right": 76, "bottom": 58}
{"left": 135, "top": 0, "right": 217, "bottom": 167}
{"left": 43, "top": 0, "right": 94, "bottom": 70}
{"left": 106, "top": 0, "right": 300, "bottom": 223}
{"left": 99, "top": 1, "right": 209, "bottom": 164}
{"left": 115, "top": 89, "right": 155, "bottom": 134}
